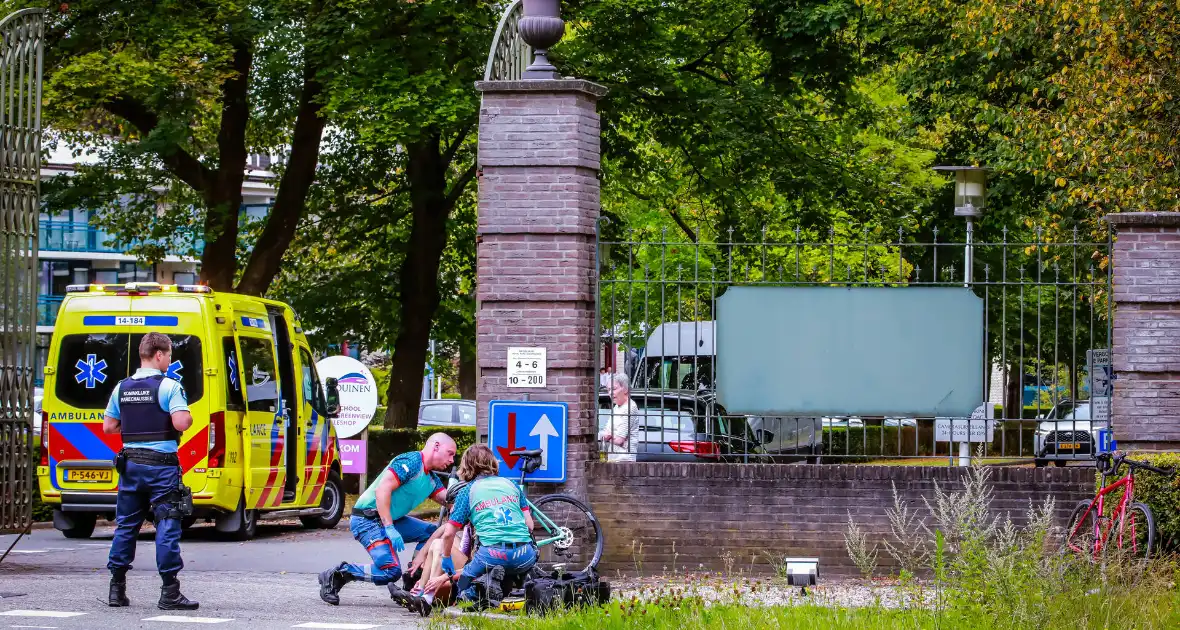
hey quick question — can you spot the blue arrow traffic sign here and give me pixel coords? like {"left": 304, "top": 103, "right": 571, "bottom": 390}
{"left": 488, "top": 400, "right": 568, "bottom": 483}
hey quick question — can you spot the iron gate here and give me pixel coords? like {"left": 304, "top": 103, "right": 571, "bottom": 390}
{"left": 0, "top": 7, "right": 44, "bottom": 534}
{"left": 596, "top": 222, "right": 1113, "bottom": 465}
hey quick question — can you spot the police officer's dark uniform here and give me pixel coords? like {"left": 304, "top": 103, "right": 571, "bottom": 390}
{"left": 105, "top": 334, "right": 198, "bottom": 610}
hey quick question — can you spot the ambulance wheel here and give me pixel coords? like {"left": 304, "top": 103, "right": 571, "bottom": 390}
{"left": 227, "top": 499, "right": 257, "bottom": 541}
{"left": 301, "top": 470, "right": 344, "bottom": 529}
{"left": 60, "top": 513, "right": 96, "bottom": 539}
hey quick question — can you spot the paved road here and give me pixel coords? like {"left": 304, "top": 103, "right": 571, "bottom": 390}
{"left": 0, "top": 521, "right": 426, "bottom": 630}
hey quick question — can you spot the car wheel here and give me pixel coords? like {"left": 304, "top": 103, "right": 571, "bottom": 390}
{"left": 1035, "top": 459, "right": 1048, "bottom": 468}
{"left": 60, "top": 512, "right": 96, "bottom": 539}
{"left": 1053, "top": 460, "right": 1067, "bottom": 468}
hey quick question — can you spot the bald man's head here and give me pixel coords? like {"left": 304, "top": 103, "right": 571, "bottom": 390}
{"left": 422, "top": 432, "right": 457, "bottom": 472}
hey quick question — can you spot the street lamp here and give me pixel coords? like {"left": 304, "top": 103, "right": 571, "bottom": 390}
{"left": 933, "top": 166, "right": 989, "bottom": 285}
{"left": 933, "top": 165, "right": 989, "bottom": 466}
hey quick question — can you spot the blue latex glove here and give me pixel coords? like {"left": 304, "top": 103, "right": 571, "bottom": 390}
{"left": 384, "top": 525, "right": 405, "bottom": 552}
{"left": 441, "top": 555, "right": 455, "bottom": 576}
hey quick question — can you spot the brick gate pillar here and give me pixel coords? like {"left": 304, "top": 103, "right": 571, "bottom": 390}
{"left": 1107, "top": 212, "right": 1180, "bottom": 451}
{"left": 474, "top": 80, "right": 608, "bottom": 499}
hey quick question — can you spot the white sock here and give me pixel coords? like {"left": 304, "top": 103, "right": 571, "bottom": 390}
{"left": 422, "top": 593, "right": 434, "bottom": 604}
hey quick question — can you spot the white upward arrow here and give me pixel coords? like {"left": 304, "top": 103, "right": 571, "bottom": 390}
{"left": 529, "top": 414, "right": 559, "bottom": 470}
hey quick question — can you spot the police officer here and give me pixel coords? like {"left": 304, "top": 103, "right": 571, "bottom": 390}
{"left": 103, "top": 332, "right": 198, "bottom": 610}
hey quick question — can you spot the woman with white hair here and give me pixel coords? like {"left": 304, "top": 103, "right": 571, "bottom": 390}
{"left": 599, "top": 373, "right": 640, "bottom": 462}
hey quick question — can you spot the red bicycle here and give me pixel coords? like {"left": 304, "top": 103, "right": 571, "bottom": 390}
{"left": 1062, "top": 452, "right": 1174, "bottom": 562}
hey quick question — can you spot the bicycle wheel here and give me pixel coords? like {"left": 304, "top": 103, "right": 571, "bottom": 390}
{"left": 1062, "top": 499, "right": 1100, "bottom": 560}
{"left": 1116, "top": 502, "right": 1155, "bottom": 563}
{"left": 530, "top": 494, "right": 604, "bottom": 574}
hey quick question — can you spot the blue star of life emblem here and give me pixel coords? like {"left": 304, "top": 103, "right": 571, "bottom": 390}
{"left": 165, "top": 360, "right": 183, "bottom": 381}
{"left": 75, "top": 354, "right": 108, "bottom": 389}
{"left": 227, "top": 351, "right": 239, "bottom": 390}
{"left": 494, "top": 506, "right": 513, "bottom": 525}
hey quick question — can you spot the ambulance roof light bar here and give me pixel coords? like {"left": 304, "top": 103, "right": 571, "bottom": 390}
{"left": 63, "top": 283, "right": 211, "bottom": 295}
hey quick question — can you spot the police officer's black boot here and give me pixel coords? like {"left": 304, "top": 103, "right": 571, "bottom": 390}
{"left": 108, "top": 569, "right": 130, "bottom": 607}
{"left": 158, "top": 574, "right": 199, "bottom": 611}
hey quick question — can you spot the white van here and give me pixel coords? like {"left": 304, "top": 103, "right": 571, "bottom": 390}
{"left": 632, "top": 321, "right": 715, "bottom": 391}
{"left": 632, "top": 320, "right": 821, "bottom": 461}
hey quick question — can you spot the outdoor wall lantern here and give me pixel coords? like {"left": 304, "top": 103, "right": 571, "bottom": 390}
{"left": 783, "top": 557, "right": 819, "bottom": 595}
{"left": 932, "top": 165, "right": 989, "bottom": 218}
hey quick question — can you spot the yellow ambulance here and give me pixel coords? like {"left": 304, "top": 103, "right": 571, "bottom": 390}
{"left": 36, "top": 283, "right": 345, "bottom": 540}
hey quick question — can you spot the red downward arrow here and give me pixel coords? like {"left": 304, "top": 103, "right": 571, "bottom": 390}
{"left": 497, "top": 412, "right": 521, "bottom": 469}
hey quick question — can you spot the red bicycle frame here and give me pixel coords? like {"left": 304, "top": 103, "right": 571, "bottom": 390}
{"left": 1065, "top": 468, "right": 1142, "bottom": 559}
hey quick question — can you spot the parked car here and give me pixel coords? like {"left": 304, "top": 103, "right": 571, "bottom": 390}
{"left": 32, "top": 386, "right": 43, "bottom": 437}
{"left": 418, "top": 399, "right": 476, "bottom": 428}
{"left": 746, "top": 416, "right": 823, "bottom": 463}
{"left": 821, "top": 417, "right": 864, "bottom": 428}
{"left": 1034, "top": 400, "right": 1102, "bottom": 467}
{"left": 597, "top": 390, "right": 760, "bottom": 462}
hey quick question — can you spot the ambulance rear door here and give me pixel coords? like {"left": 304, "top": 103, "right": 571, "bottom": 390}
{"left": 233, "top": 306, "right": 285, "bottom": 510}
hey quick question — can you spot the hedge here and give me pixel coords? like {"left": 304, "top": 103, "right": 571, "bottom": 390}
{"left": 823, "top": 422, "right": 1038, "bottom": 462}
{"left": 343, "top": 425, "right": 479, "bottom": 493}
{"left": 1112, "top": 452, "right": 1180, "bottom": 554}
{"left": 31, "top": 444, "right": 52, "bottom": 522}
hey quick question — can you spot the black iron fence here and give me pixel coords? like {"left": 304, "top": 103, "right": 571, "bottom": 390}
{"left": 0, "top": 7, "right": 44, "bottom": 533}
{"left": 595, "top": 224, "right": 1112, "bottom": 465}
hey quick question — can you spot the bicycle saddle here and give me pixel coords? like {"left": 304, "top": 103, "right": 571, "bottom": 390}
{"left": 511, "top": 448, "right": 543, "bottom": 458}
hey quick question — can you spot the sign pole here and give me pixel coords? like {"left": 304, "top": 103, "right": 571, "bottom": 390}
{"left": 316, "top": 354, "right": 379, "bottom": 491}
{"left": 358, "top": 427, "right": 368, "bottom": 491}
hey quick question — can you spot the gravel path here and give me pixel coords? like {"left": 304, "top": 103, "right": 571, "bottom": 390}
{"left": 606, "top": 574, "right": 933, "bottom": 610}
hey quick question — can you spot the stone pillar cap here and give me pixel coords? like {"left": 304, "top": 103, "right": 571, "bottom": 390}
{"left": 1104, "top": 212, "right": 1180, "bottom": 227}
{"left": 475, "top": 79, "right": 608, "bottom": 98}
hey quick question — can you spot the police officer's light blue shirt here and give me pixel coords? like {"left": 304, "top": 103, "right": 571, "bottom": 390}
{"left": 104, "top": 368, "right": 189, "bottom": 454}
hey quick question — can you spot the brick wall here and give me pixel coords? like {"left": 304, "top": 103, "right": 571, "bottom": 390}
{"left": 588, "top": 463, "right": 1094, "bottom": 577}
{"left": 475, "top": 80, "right": 609, "bottom": 500}
{"left": 1108, "top": 212, "right": 1180, "bottom": 450}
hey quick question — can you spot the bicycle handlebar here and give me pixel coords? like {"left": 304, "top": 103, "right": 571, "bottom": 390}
{"left": 1096, "top": 452, "right": 1175, "bottom": 477}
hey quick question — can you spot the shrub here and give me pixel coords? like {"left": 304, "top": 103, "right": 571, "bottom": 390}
{"left": 366, "top": 425, "right": 478, "bottom": 470}
{"left": 844, "top": 459, "right": 1180, "bottom": 629}
{"left": 343, "top": 425, "right": 479, "bottom": 493}
{"left": 1117, "top": 451, "right": 1180, "bottom": 554}
{"left": 31, "top": 444, "right": 52, "bottom": 522}
{"left": 823, "top": 423, "right": 1036, "bottom": 461}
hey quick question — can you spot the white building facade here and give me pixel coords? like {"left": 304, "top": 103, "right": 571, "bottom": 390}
{"left": 35, "top": 147, "right": 276, "bottom": 384}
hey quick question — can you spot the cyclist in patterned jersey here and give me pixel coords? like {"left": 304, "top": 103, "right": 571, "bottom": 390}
{"left": 435, "top": 444, "right": 536, "bottom": 607}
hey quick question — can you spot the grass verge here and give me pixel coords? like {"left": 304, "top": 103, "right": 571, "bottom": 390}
{"left": 437, "top": 587, "right": 1180, "bottom": 630}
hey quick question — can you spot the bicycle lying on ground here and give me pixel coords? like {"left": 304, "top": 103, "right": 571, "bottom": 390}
{"left": 434, "top": 448, "right": 604, "bottom": 574}
{"left": 1062, "top": 451, "right": 1175, "bottom": 563}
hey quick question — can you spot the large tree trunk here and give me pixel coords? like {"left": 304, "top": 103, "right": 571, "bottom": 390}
{"left": 236, "top": 60, "right": 327, "bottom": 296}
{"left": 383, "top": 137, "right": 453, "bottom": 429}
{"left": 199, "top": 41, "right": 253, "bottom": 291}
{"left": 458, "top": 338, "right": 476, "bottom": 400}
